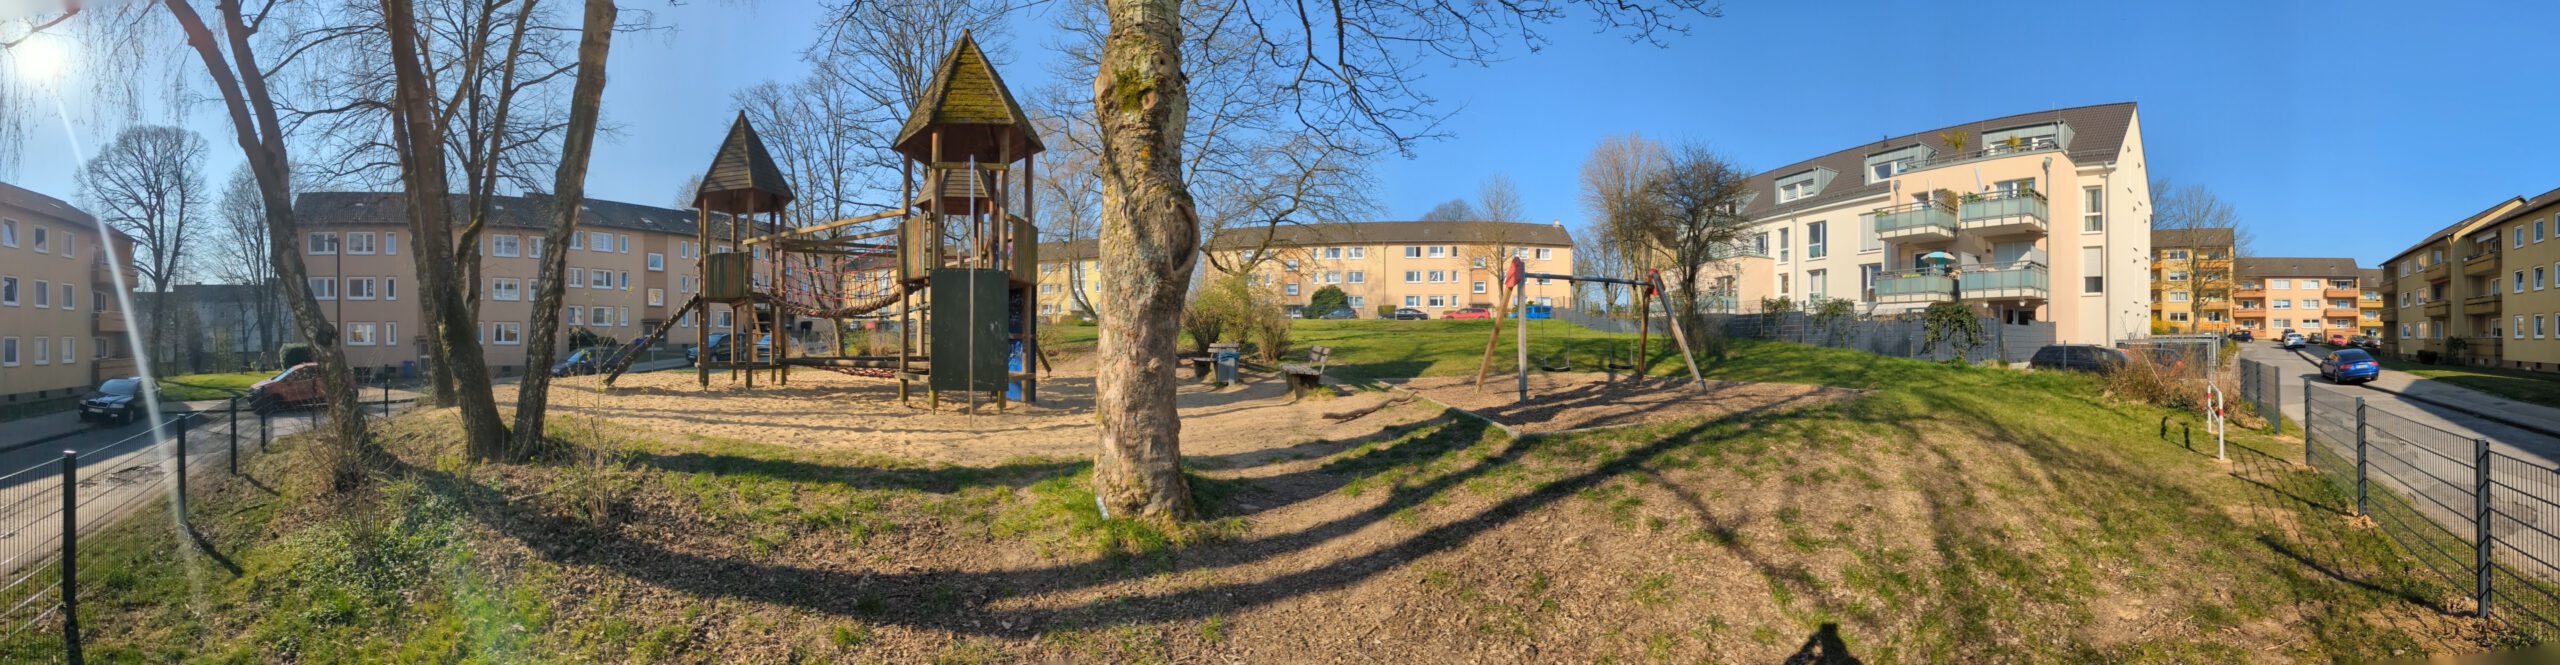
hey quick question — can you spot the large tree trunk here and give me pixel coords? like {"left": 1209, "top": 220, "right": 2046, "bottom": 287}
{"left": 161, "top": 0, "right": 372, "bottom": 477}
{"left": 383, "top": 0, "right": 511, "bottom": 457}
{"left": 511, "top": 0, "right": 619, "bottom": 456}
{"left": 1090, "top": 0, "right": 1197, "bottom": 520}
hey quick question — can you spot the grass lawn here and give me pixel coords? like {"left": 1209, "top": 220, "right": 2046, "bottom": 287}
{"left": 2378, "top": 358, "right": 2560, "bottom": 410}
{"left": 5, "top": 338, "right": 2504, "bottom": 661}
{"left": 1289, "top": 319, "right": 1685, "bottom": 382}
{"left": 156, "top": 371, "right": 275, "bottom": 401}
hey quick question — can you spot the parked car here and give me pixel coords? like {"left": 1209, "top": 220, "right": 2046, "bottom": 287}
{"left": 552, "top": 347, "right": 604, "bottom": 377}
{"left": 2280, "top": 333, "right": 2308, "bottom": 349}
{"left": 691, "top": 333, "right": 774, "bottom": 364}
{"left": 2029, "top": 345, "right": 2130, "bottom": 374}
{"left": 1511, "top": 304, "right": 1555, "bottom": 320}
{"left": 2327, "top": 334, "right": 2348, "bottom": 347}
{"left": 78, "top": 377, "right": 151, "bottom": 425}
{"left": 249, "top": 363, "right": 336, "bottom": 414}
{"left": 2321, "top": 348, "right": 2382, "bottom": 385}
{"left": 1315, "top": 308, "right": 1358, "bottom": 320}
{"left": 1389, "top": 308, "right": 1430, "bottom": 321}
{"left": 2359, "top": 336, "right": 2381, "bottom": 350}
{"left": 1445, "top": 307, "right": 1493, "bottom": 320}
{"left": 2226, "top": 329, "right": 2255, "bottom": 343}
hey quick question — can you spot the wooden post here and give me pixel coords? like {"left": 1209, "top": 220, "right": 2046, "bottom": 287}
{"left": 1022, "top": 152, "right": 1039, "bottom": 402}
{"left": 899, "top": 156, "right": 913, "bottom": 404}
{"left": 1651, "top": 272, "right": 1706, "bottom": 388}
{"left": 1635, "top": 287, "right": 1653, "bottom": 377}
{"left": 697, "top": 206, "right": 710, "bottom": 388}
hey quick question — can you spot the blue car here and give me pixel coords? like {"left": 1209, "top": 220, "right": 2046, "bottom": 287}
{"left": 2320, "top": 348, "right": 2382, "bottom": 385}
{"left": 1510, "top": 304, "right": 1554, "bottom": 320}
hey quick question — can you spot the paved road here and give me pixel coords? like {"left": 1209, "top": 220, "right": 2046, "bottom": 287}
{"left": 2238, "top": 342, "right": 2560, "bottom": 584}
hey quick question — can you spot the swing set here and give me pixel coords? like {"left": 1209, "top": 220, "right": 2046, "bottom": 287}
{"left": 1476, "top": 257, "right": 1705, "bottom": 404}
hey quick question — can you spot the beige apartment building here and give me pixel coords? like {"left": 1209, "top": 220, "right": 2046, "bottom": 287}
{"left": 0, "top": 182, "right": 139, "bottom": 403}
{"left": 2228, "top": 258, "right": 2381, "bottom": 339}
{"left": 295, "top": 192, "right": 717, "bottom": 374}
{"left": 1198, "top": 221, "right": 1576, "bottom": 317}
{"left": 2379, "top": 196, "right": 2532, "bottom": 364}
{"left": 1718, "top": 102, "right": 2154, "bottom": 344}
{"left": 2150, "top": 228, "right": 2235, "bottom": 334}
{"left": 1034, "top": 239, "right": 1100, "bottom": 319}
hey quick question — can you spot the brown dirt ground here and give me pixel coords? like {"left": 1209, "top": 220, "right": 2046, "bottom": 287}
{"left": 1400, "top": 372, "right": 1862, "bottom": 434}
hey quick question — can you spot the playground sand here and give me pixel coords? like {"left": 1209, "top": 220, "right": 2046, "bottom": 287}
{"left": 1397, "top": 372, "right": 1858, "bottom": 435}
{"left": 511, "top": 367, "right": 1443, "bottom": 466}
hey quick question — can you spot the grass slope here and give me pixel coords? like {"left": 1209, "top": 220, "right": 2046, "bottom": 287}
{"left": 3, "top": 339, "right": 2502, "bottom": 662}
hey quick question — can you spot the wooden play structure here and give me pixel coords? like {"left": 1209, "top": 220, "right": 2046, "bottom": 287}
{"left": 599, "top": 33, "right": 1044, "bottom": 410}
{"left": 1479, "top": 257, "right": 1705, "bottom": 403}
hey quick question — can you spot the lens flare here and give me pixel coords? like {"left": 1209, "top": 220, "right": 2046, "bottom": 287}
{"left": 10, "top": 35, "right": 68, "bottom": 83}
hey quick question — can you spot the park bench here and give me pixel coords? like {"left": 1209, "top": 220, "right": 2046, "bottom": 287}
{"left": 1188, "top": 355, "right": 1217, "bottom": 381}
{"left": 1281, "top": 346, "right": 1333, "bottom": 399}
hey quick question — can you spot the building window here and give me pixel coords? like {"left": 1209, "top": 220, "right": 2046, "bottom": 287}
{"left": 1428, "top": 246, "right": 1446, "bottom": 258}
{"left": 31, "top": 280, "right": 45, "bottom": 308}
{"left": 1806, "top": 221, "right": 1830, "bottom": 260}
{"left": 346, "top": 277, "right": 376, "bottom": 300}
{"left": 0, "top": 337, "right": 14, "bottom": 366}
{"left": 307, "top": 232, "right": 339, "bottom": 255}
{"left": 648, "top": 288, "right": 665, "bottom": 306}
{"left": 309, "top": 277, "right": 336, "bottom": 300}
{"left": 619, "top": 271, "right": 630, "bottom": 290}
{"left": 492, "top": 235, "right": 521, "bottom": 257}
{"left": 1348, "top": 271, "right": 1366, "bottom": 284}
{"left": 1323, "top": 271, "right": 1340, "bottom": 284}
{"left": 58, "top": 284, "right": 71, "bottom": 310}
{"left": 385, "top": 278, "right": 398, "bottom": 301}
{"left": 2082, "top": 187, "right": 2104, "bottom": 232}
{"left": 493, "top": 322, "right": 522, "bottom": 345}
{"left": 2165, "top": 249, "right": 2189, "bottom": 261}
{"left": 648, "top": 253, "right": 665, "bottom": 271}
{"left": 2518, "top": 271, "right": 2528, "bottom": 294}
{"left": 492, "top": 278, "right": 522, "bottom": 301}
{"left": 2541, "top": 315, "right": 2549, "bottom": 339}
{"left": 31, "top": 226, "right": 46, "bottom": 254}
{"left": 1535, "top": 248, "right": 1552, "bottom": 261}
{"left": 1284, "top": 283, "right": 1300, "bottom": 296}
{"left": 60, "top": 337, "right": 73, "bottom": 364}
{"left": 2169, "top": 292, "right": 2190, "bottom": 302}
{"left": 346, "top": 232, "right": 376, "bottom": 255}
{"left": 1427, "top": 295, "right": 1445, "bottom": 307}
{"left": 2167, "top": 270, "right": 2188, "bottom": 282}
{"left": 30, "top": 338, "right": 45, "bottom": 366}
{"left": 2520, "top": 227, "right": 2530, "bottom": 249}
{"left": 1405, "top": 246, "right": 1422, "bottom": 258}
{"left": 591, "top": 270, "right": 612, "bottom": 289}
{"left": 2271, "top": 300, "right": 2291, "bottom": 310}
{"left": 2518, "top": 317, "right": 2528, "bottom": 339}
{"left": 0, "top": 219, "right": 12, "bottom": 247}
{"left": 2541, "top": 267, "right": 2549, "bottom": 291}
{"left": 589, "top": 231, "right": 611, "bottom": 251}
{"left": 1473, "top": 281, "right": 1488, "bottom": 294}
{"left": 714, "top": 310, "right": 732, "bottom": 328}
{"left": 0, "top": 277, "right": 12, "bottom": 306}
{"left": 1349, "top": 296, "right": 1366, "bottom": 308}
{"left": 1807, "top": 269, "right": 1827, "bottom": 299}
{"left": 618, "top": 234, "right": 630, "bottom": 254}
{"left": 567, "top": 307, "right": 585, "bottom": 326}
{"left": 1777, "top": 229, "right": 1791, "bottom": 262}
{"left": 347, "top": 323, "right": 377, "bottom": 346}
{"left": 1284, "top": 259, "right": 1299, "bottom": 272}
{"left": 568, "top": 267, "right": 585, "bottom": 288}
{"left": 2082, "top": 247, "right": 2103, "bottom": 293}
{"left": 570, "top": 233, "right": 585, "bottom": 250}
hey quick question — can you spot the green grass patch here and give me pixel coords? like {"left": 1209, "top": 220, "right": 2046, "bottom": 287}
{"left": 158, "top": 371, "right": 275, "bottom": 401}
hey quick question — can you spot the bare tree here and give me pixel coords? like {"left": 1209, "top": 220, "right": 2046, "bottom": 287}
{"left": 1084, "top": 0, "right": 1717, "bottom": 518}
{"left": 1034, "top": 128, "right": 1107, "bottom": 318}
{"left": 2152, "top": 177, "right": 2246, "bottom": 333}
{"left": 78, "top": 125, "right": 210, "bottom": 378}
{"left": 211, "top": 164, "right": 285, "bottom": 366}
{"left": 1419, "top": 198, "right": 1481, "bottom": 222}
{"left": 1579, "top": 132, "right": 1669, "bottom": 317}
{"left": 380, "top": 0, "right": 511, "bottom": 455}
{"left": 794, "top": 0, "right": 1016, "bottom": 203}
{"left": 511, "top": 0, "right": 619, "bottom": 457}
{"left": 673, "top": 174, "right": 703, "bottom": 211}
{"left": 1643, "top": 142, "right": 1753, "bottom": 349}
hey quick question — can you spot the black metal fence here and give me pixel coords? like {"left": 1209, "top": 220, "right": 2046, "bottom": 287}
{"left": 1720, "top": 312, "right": 2057, "bottom": 364}
{"left": 2237, "top": 358, "right": 2284, "bottom": 432}
{"left": 2301, "top": 381, "right": 2560, "bottom": 636}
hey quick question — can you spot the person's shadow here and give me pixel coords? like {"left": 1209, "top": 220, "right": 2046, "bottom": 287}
{"left": 1782, "top": 623, "right": 1862, "bottom": 665}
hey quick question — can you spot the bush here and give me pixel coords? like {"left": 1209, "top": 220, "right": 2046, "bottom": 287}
{"left": 1375, "top": 304, "right": 1396, "bottom": 318}
{"left": 2416, "top": 349, "right": 2441, "bottom": 365}
{"left": 1305, "top": 285, "right": 1350, "bottom": 318}
{"left": 279, "top": 342, "right": 314, "bottom": 367}
{"left": 2104, "top": 349, "right": 2208, "bottom": 411}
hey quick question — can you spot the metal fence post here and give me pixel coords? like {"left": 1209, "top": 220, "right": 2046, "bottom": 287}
{"left": 2476, "top": 437, "right": 2494, "bottom": 618}
{"left": 228, "top": 398, "right": 239, "bottom": 476}
{"left": 175, "top": 416, "right": 188, "bottom": 522}
{"left": 2303, "top": 379, "right": 2315, "bottom": 466}
{"left": 259, "top": 409, "right": 269, "bottom": 453}
{"left": 60, "top": 450, "right": 80, "bottom": 663}
{"left": 2354, "top": 397, "right": 2368, "bottom": 516}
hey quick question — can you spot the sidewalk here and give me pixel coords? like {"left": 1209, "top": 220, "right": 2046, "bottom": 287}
{"left": 2285, "top": 347, "right": 2560, "bottom": 437}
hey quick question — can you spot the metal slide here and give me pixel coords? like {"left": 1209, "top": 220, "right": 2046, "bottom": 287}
{"left": 599, "top": 293, "right": 706, "bottom": 386}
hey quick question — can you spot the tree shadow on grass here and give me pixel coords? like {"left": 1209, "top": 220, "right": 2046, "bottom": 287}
{"left": 393, "top": 391, "right": 1834, "bottom": 639}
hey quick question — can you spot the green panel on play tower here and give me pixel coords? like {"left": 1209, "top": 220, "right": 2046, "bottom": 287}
{"left": 930, "top": 268, "right": 1010, "bottom": 392}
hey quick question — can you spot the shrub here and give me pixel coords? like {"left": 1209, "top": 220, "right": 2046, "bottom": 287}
{"left": 2415, "top": 349, "right": 2441, "bottom": 365}
{"left": 1920, "top": 303, "right": 1984, "bottom": 359}
{"left": 1305, "top": 285, "right": 1350, "bottom": 318}
{"left": 2104, "top": 349, "right": 2208, "bottom": 411}
{"left": 279, "top": 342, "right": 314, "bottom": 367}
{"left": 1375, "top": 304, "right": 1396, "bottom": 318}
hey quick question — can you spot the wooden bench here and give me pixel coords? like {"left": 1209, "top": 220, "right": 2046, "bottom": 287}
{"left": 1280, "top": 346, "right": 1333, "bottom": 399}
{"left": 1187, "top": 355, "right": 1218, "bottom": 381}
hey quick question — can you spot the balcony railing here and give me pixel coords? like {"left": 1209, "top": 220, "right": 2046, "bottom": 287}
{"left": 1957, "top": 191, "right": 2048, "bottom": 235}
{"left": 1960, "top": 262, "right": 2050, "bottom": 300}
{"left": 1872, "top": 201, "right": 1957, "bottom": 242}
{"left": 1885, "top": 136, "right": 2064, "bottom": 174}
{"left": 1874, "top": 272, "right": 1954, "bottom": 303}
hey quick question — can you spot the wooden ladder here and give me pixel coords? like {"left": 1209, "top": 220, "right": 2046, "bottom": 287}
{"left": 601, "top": 293, "right": 706, "bottom": 386}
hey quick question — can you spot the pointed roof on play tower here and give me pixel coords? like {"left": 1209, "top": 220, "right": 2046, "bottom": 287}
{"left": 892, "top": 31, "right": 1044, "bottom": 164}
{"left": 693, "top": 112, "right": 795, "bottom": 215}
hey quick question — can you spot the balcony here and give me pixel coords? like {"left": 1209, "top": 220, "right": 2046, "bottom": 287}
{"left": 2425, "top": 300, "right": 2451, "bottom": 318}
{"left": 2199, "top": 300, "right": 2231, "bottom": 310}
{"left": 2465, "top": 247, "right": 2501, "bottom": 277}
{"left": 1873, "top": 202, "right": 1957, "bottom": 244}
{"left": 2235, "top": 309, "right": 2268, "bottom": 319}
{"left": 2323, "top": 287, "right": 2362, "bottom": 298}
{"left": 94, "top": 356, "right": 136, "bottom": 382}
{"left": 2458, "top": 336, "right": 2502, "bottom": 359}
{"left": 2425, "top": 261, "right": 2450, "bottom": 282}
{"left": 2465, "top": 293, "right": 2502, "bottom": 316}
{"left": 2234, "top": 287, "right": 2266, "bottom": 299}
{"left": 94, "top": 311, "right": 127, "bottom": 334}
{"left": 1957, "top": 191, "right": 2048, "bottom": 236}
{"left": 2361, "top": 296, "right": 2385, "bottom": 309}
{"left": 2325, "top": 309, "right": 2363, "bottom": 320}
{"left": 1874, "top": 272, "right": 1954, "bottom": 304}
{"left": 1889, "top": 136, "right": 2064, "bottom": 175}
{"left": 1960, "top": 263, "right": 2049, "bottom": 301}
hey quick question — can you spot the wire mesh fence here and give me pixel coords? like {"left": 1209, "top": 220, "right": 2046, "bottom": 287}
{"left": 1719, "top": 312, "right": 2056, "bottom": 364}
{"left": 2236, "top": 358, "right": 2283, "bottom": 432}
{"left": 2299, "top": 381, "right": 2560, "bottom": 637}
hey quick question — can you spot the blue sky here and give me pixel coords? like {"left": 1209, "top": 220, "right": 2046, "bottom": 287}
{"left": 10, "top": 0, "right": 2556, "bottom": 268}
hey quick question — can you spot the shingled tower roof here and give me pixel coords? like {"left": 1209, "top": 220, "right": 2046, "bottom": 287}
{"left": 892, "top": 31, "right": 1044, "bottom": 164}
{"left": 694, "top": 112, "right": 795, "bottom": 214}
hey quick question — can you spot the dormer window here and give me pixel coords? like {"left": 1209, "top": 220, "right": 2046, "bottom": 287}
{"left": 1779, "top": 181, "right": 1812, "bottom": 202}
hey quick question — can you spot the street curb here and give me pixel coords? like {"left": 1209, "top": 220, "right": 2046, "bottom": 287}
{"left": 2285, "top": 348, "right": 2560, "bottom": 439}
{"left": 0, "top": 409, "right": 208, "bottom": 456}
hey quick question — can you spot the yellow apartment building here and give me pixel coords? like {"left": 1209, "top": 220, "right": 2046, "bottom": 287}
{"left": 0, "top": 182, "right": 139, "bottom": 404}
{"left": 2150, "top": 228, "right": 2235, "bottom": 333}
{"left": 2452, "top": 187, "right": 2560, "bottom": 370}
{"left": 1034, "top": 239, "right": 1100, "bottom": 320}
{"left": 1713, "top": 102, "right": 2154, "bottom": 344}
{"left": 294, "top": 192, "right": 717, "bottom": 375}
{"left": 1200, "top": 221, "right": 1577, "bottom": 316}
{"left": 2229, "top": 258, "right": 2380, "bottom": 340}
{"left": 2380, "top": 196, "right": 2530, "bottom": 364}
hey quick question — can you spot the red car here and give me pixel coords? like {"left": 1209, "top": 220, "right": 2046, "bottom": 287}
{"left": 249, "top": 363, "right": 338, "bottom": 414}
{"left": 2327, "top": 334, "right": 2348, "bottom": 347}
{"left": 1444, "top": 308, "right": 1492, "bottom": 320}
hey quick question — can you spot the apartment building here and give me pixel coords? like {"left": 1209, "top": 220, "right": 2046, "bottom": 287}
{"left": 1033, "top": 239, "right": 1100, "bottom": 319}
{"left": 0, "top": 182, "right": 139, "bottom": 403}
{"left": 294, "top": 192, "right": 717, "bottom": 374}
{"left": 2150, "top": 228, "right": 2236, "bottom": 333}
{"left": 1718, "top": 102, "right": 2154, "bottom": 344}
{"left": 2379, "top": 196, "right": 2531, "bottom": 364}
{"left": 2229, "top": 258, "right": 2381, "bottom": 339}
{"left": 1201, "top": 221, "right": 1576, "bottom": 316}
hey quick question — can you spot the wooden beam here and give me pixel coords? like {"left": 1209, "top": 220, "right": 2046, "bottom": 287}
{"left": 741, "top": 210, "right": 906, "bottom": 246}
